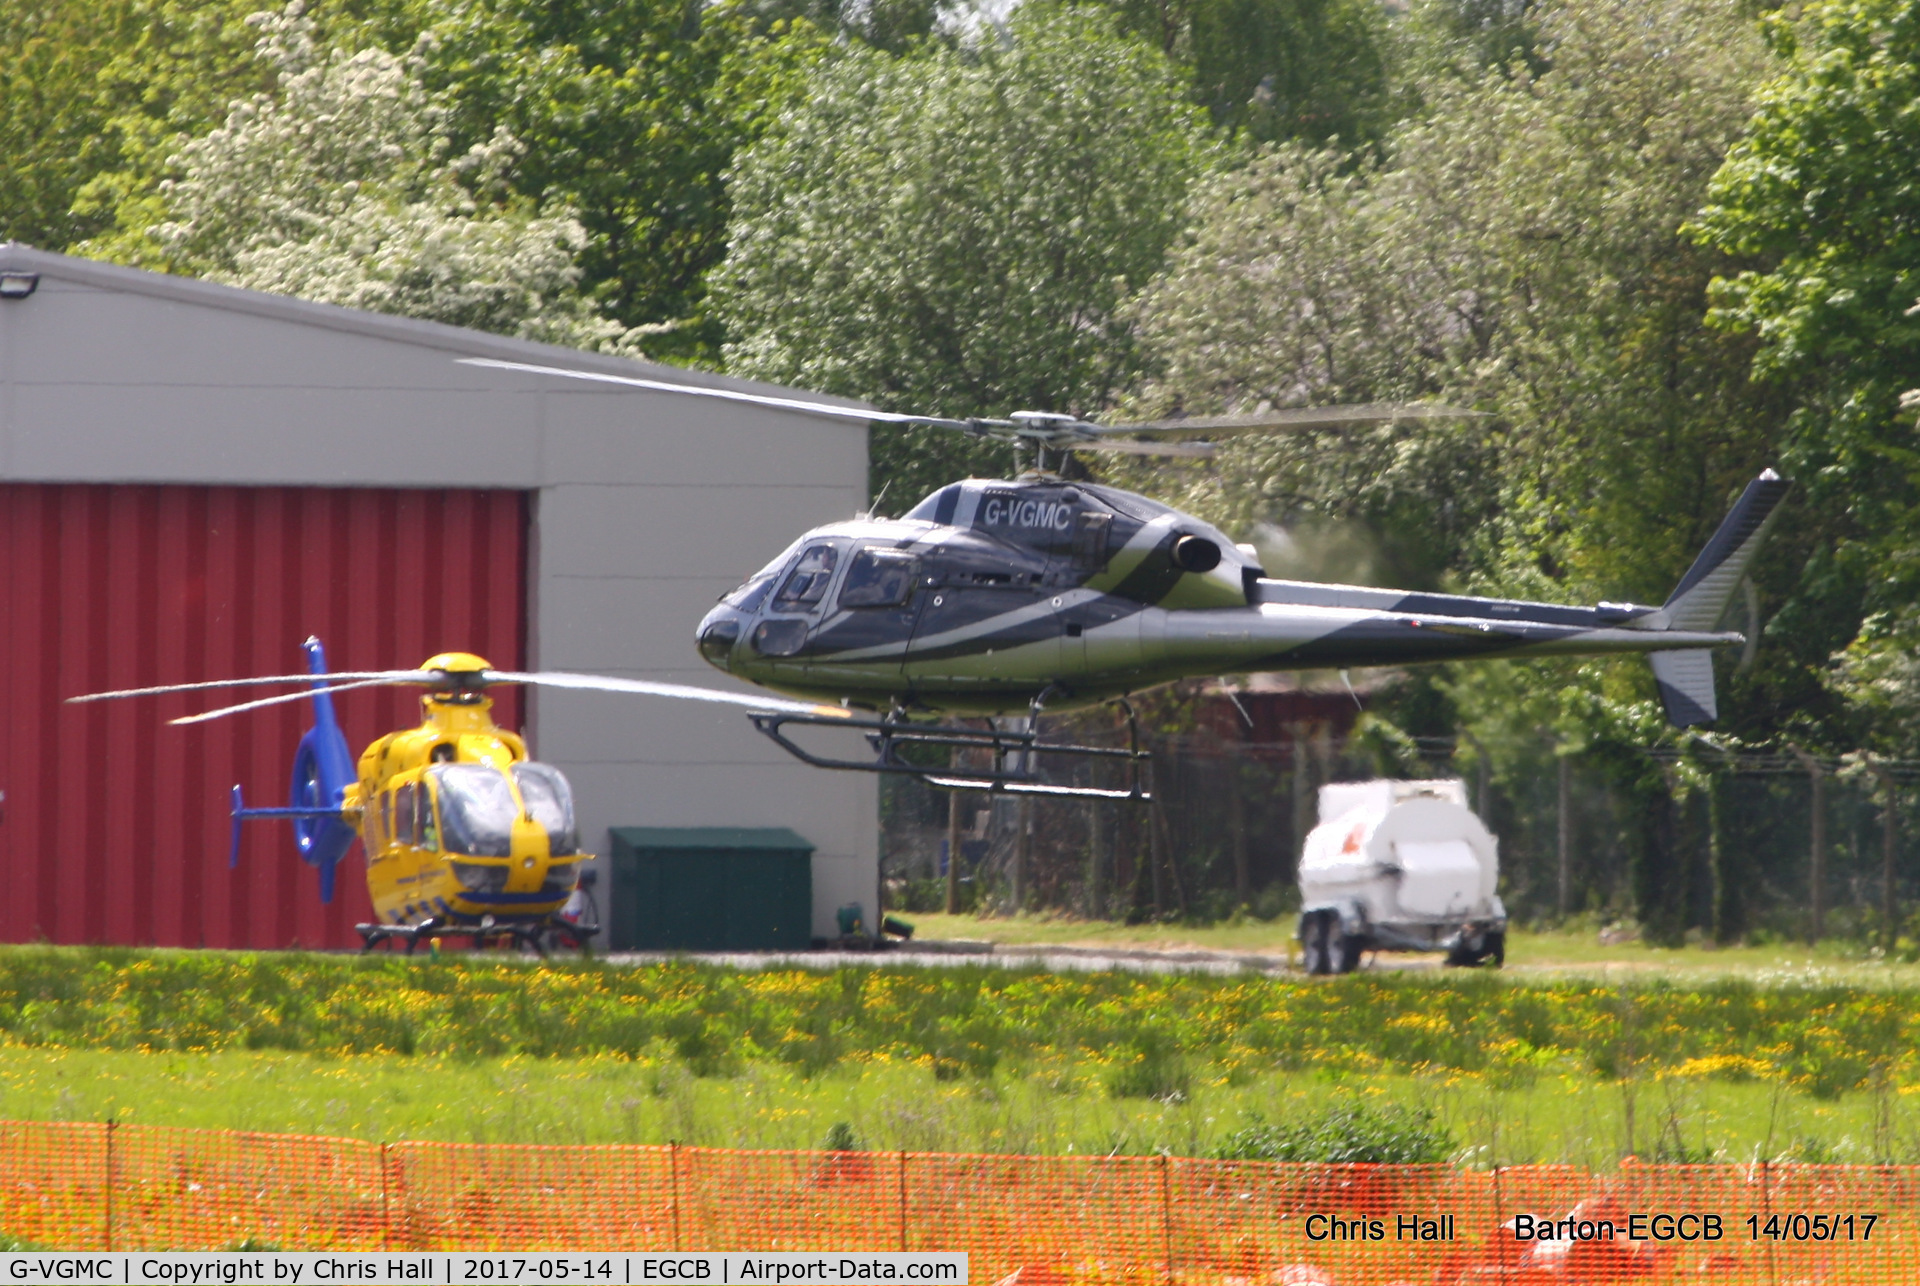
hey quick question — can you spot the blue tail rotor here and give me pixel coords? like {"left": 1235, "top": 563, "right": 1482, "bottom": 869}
{"left": 228, "top": 636, "right": 360, "bottom": 902}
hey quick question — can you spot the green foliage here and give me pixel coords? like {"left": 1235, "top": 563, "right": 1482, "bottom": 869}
{"left": 1690, "top": 0, "right": 1920, "bottom": 749}
{"left": 414, "top": 0, "right": 834, "bottom": 361}
{"left": 37, "top": 0, "right": 827, "bottom": 362}
{"left": 1099, "top": 0, "right": 1397, "bottom": 148}
{"left": 1, "top": 0, "right": 406, "bottom": 253}
{"left": 103, "top": 6, "right": 631, "bottom": 349}
{"left": 820, "top": 1119, "right": 861, "bottom": 1150}
{"left": 1398, "top": 0, "right": 1544, "bottom": 81}
{"left": 1101, "top": 1027, "right": 1190, "bottom": 1099}
{"left": 1133, "top": 0, "right": 1781, "bottom": 609}
{"left": 1212, "top": 1101, "right": 1453, "bottom": 1163}
{"left": 712, "top": 6, "right": 1208, "bottom": 505}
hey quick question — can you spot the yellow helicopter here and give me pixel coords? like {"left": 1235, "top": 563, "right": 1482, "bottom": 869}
{"left": 70, "top": 637, "right": 843, "bottom": 953}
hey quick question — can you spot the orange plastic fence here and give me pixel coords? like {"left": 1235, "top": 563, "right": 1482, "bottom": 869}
{"left": 3, "top": 1119, "right": 1918, "bottom": 1283}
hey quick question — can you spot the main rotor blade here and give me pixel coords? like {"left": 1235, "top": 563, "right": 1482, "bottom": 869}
{"left": 484, "top": 670, "right": 850, "bottom": 718}
{"left": 458, "top": 358, "right": 979, "bottom": 432}
{"left": 1105, "top": 404, "right": 1487, "bottom": 435}
{"left": 69, "top": 671, "right": 433, "bottom": 704}
{"left": 1070, "top": 439, "right": 1218, "bottom": 459}
{"left": 169, "top": 677, "right": 417, "bottom": 726}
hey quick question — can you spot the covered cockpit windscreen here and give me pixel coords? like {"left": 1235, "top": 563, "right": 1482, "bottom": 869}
{"left": 513, "top": 762, "right": 579, "bottom": 855}
{"left": 429, "top": 764, "right": 517, "bottom": 857}
{"left": 723, "top": 537, "right": 809, "bottom": 610}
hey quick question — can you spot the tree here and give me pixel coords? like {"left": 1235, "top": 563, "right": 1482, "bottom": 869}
{"left": 710, "top": 5, "right": 1208, "bottom": 506}
{"left": 45, "top": 0, "right": 829, "bottom": 362}
{"left": 1128, "top": 0, "right": 1791, "bottom": 932}
{"left": 1100, "top": 0, "right": 1398, "bottom": 148}
{"left": 125, "top": 7, "right": 631, "bottom": 348}
{"left": 1691, "top": 0, "right": 1920, "bottom": 749}
{"left": 1131, "top": 0, "right": 1784, "bottom": 641}
{"left": 412, "top": 0, "right": 832, "bottom": 363}
{"left": 1, "top": 0, "right": 398, "bottom": 254}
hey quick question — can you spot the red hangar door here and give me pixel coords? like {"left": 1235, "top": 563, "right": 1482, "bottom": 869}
{"left": 0, "top": 485, "right": 529, "bottom": 949}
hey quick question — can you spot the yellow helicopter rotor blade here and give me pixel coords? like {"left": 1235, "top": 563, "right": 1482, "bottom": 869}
{"left": 166, "top": 677, "right": 426, "bottom": 726}
{"left": 483, "top": 670, "right": 850, "bottom": 719}
{"left": 68, "top": 672, "right": 432, "bottom": 704}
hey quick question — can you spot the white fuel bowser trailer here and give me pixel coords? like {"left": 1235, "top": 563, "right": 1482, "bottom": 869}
{"left": 1296, "top": 779, "right": 1506, "bottom": 974}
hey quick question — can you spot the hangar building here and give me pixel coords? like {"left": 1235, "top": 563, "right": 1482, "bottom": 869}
{"left": 0, "top": 242, "right": 877, "bottom": 950}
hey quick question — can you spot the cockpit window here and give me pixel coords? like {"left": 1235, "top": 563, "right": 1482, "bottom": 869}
{"left": 773, "top": 544, "right": 838, "bottom": 611}
{"left": 722, "top": 574, "right": 774, "bottom": 613}
{"left": 838, "top": 549, "right": 917, "bottom": 608}
{"left": 429, "top": 764, "right": 516, "bottom": 857}
{"left": 513, "top": 762, "right": 579, "bottom": 856}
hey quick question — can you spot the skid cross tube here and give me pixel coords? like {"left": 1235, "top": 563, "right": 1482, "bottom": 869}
{"left": 748, "top": 710, "right": 1152, "bottom": 800}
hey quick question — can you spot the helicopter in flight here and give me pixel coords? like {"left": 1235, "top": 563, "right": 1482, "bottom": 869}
{"left": 70, "top": 637, "right": 845, "bottom": 952}
{"left": 462, "top": 358, "right": 1788, "bottom": 799}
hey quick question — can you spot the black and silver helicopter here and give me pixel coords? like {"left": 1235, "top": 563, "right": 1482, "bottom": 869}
{"left": 464, "top": 358, "right": 1788, "bottom": 799}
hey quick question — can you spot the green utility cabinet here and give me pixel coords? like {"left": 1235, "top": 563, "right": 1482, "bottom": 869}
{"left": 608, "top": 827, "right": 814, "bottom": 951}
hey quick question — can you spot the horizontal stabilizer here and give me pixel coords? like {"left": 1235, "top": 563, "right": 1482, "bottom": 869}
{"left": 1651, "top": 650, "right": 1717, "bottom": 726}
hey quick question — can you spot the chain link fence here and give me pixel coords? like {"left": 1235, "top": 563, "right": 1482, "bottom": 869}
{"left": 881, "top": 704, "right": 1920, "bottom": 944}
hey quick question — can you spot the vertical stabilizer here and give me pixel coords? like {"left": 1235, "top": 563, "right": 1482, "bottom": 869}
{"left": 1651, "top": 650, "right": 1717, "bottom": 726}
{"left": 1656, "top": 469, "right": 1790, "bottom": 633}
{"left": 1647, "top": 469, "right": 1789, "bottom": 727}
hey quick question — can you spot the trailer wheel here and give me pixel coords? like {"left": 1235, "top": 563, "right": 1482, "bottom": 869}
{"left": 1446, "top": 928, "right": 1506, "bottom": 968}
{"left": 1328, "top": 930, "right": 1365, "bottom": 974}
{"left": 1299, "top": 912, "right": 1331, "bottom": 975}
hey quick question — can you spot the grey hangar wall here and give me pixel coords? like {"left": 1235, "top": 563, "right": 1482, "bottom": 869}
{"left": 0, "top": 242, "right": 878, "bottom": 945}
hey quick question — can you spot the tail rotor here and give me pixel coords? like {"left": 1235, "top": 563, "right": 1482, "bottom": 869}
{"left": 228, "top": 637, "right": 360, "bottom": 902}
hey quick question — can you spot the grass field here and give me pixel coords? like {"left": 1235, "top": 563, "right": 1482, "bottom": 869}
{"left": 2, "top": 1045, "right": 1910, "bottom": 1167}
{"left": 0, "top": 937, "right": 1917, "bottom": 1165}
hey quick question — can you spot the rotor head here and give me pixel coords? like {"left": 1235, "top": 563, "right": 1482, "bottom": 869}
{"left": 421, "top": 652, "right": 495, "bottom": 703}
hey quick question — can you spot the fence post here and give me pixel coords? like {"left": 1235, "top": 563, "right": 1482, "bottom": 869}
{"left": 103, "top": 1119, "right": 115, "bottom": 1253}
{"left": 1788, "top": 746, "right": 1826, "bottom": 943}
{"left": 1157, "top": 1154, "right": 1173, "bottom": 1286}
{"left": 896, "top": 1151, "right": 908, "bottom": 1252}
{"left": 1557, "top": 749, "right": 1572, "bottom": 918}
{"left": 669, "top": 1141, "right": 682, "bottom": 1251}
{"left": 1012, "top": 797, "right": 1031, "bottom": 913}
{"left": 944, "top": 761, "right": 962, "bottom": 915}
{"left": 381, "top": 1142, "right": 392, "bottom": 1252}
{"left": 1870, "top": 756, "right": 1899, "bottom": 951}
{"left": 1229, "top": 764, "right": 1249, "bottom": 906}
{"left": 1087, "top": 800, "right": 1106, "bottom": 919}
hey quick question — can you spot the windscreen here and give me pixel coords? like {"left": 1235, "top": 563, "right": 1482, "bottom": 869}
{"left": 513, "top": 762, "right": 579, "bottom": 856}
{"left": 429, "top": 764, "right": 517, "bottom": 857}
{"left": 773, "top": 544, "right": 838, "bottom": 611}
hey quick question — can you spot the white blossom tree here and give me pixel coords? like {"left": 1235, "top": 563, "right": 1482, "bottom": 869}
{"left": 138, "top": 4, "right": 640, "bottom": 351}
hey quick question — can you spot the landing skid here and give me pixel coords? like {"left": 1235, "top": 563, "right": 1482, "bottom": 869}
{"left": 355, "top": 915, "right": 601, "bottom": 957}
{"left": 748, "top": 703, "right": 1152, "bottom": 800}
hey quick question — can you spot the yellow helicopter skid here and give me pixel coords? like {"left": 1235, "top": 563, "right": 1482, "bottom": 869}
{"left": 355, "top": 911, "right": 595, "bottom": 956}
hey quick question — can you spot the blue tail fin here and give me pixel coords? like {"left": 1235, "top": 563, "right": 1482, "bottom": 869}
{"left": 229, "top": 637, "right": 358, "bottom": 902}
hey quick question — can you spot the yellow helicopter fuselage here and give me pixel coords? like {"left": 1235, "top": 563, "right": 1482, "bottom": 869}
{"left": 347, "top": 656, "right": 586, "bottom": 928}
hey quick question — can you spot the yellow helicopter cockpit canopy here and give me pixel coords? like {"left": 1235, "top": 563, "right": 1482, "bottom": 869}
{"left": 430, "top": 761, "right": 580, "bottom": 857}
